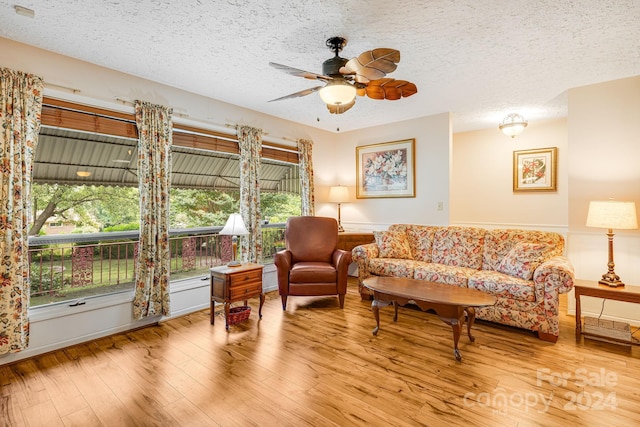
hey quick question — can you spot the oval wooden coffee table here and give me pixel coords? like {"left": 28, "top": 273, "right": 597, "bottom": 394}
{"left": 363, "top": 276, "right": 497, "bottom": 361}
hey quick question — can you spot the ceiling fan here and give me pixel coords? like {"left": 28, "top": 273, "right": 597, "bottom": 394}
{"left": 269, "top": 37, "right": 418, "bottom": 114}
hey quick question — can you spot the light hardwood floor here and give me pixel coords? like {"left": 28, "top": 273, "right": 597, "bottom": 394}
{"left": 2, "top": 278, "right": 640, "bottom": 426}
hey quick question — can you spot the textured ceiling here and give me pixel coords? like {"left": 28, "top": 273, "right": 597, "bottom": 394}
{"left": 1, "top": 0, "right": 639, "bottom": 133}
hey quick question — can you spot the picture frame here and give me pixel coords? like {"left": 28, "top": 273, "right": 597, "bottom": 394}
{"left": 356, "top": 139, "right": 415, "bottom": 199}
{"left": 513, "top": 147, "right": 557, "bottom": 192}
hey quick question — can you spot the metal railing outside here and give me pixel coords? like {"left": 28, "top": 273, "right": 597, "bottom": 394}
{"left": 28, "top": 223, "right": 286, "bottom": 307}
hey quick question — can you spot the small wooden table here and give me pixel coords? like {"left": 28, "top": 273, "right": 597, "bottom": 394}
{"left": 337, "top": 232, "right": 375, "bottom": 252}
{"left": 210, "top": 263, "right": 264, "bottom": 329}
{"left": 574, "top": 279, "right": 640, "bottom": 342}
{"left": 363, "top": 276, "right": 496, "bottom": 361}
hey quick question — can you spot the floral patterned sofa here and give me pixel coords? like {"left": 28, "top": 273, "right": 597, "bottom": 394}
{"left": 352, "top": 225, "right": 575, "bottom": 342}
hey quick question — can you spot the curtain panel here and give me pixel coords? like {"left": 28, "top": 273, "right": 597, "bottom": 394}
{"left": 0, "top": 68, "right": 43, "bottom": 354}
{"left": 297, "top": 139, "right": 315, "bottom": 216}
{"left": 236, "top": 125, "right": 263, "bottom": 263}
{"left": 133, "top": 101, "right": 172, "bottom": 320}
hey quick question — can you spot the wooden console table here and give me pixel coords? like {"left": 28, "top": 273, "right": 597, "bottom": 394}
{"left": 337, "top": 231, "right": 375, "bottom": 252}
{"left": 574, "top": 279, "right": 640, "bottom": 342}
{"left": 210, "top": 263, "right": 264, "bottom": 329}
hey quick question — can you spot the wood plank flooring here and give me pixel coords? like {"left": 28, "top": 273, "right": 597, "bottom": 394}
{"left": 2, "top": 278, "right": 640, "bottom": 426}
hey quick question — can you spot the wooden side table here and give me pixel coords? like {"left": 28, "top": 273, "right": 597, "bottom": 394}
{"left": 574, "top": 279, "right": 640, "bottom": 342}
{"left": 210, "top": 262, "right": 264, "bottom": 329}
{"left": 337, "top": 232, "right": 375, "bottom": 252}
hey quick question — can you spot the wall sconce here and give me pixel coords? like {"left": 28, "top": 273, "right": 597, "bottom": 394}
{"left": 76, "top": 171, "right": 91, "bottom": 177}
{"left": 219, "top": 213, "right": 250, "bottom": 267}
{"left": 328, "top": 185, "right": 349, "bottom": 232}
{"left": 586, "top": 200, "right": 638, "bottom": 287}
{"left": 499, "top": 113, "right": 528, "bottom": 138}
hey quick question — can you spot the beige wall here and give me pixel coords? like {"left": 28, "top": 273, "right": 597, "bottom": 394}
{"left": 313, "top": 113, "right": 452, "bottom": 230}
{"left": 1, "top": 37, "right": 335, "bottom": 148}
{"left": 566, "top": 76, "right": 640, "bottom": 323}
{"left": 568, "top": 76, "right": 640, "bottom": 233}
{"left": 452, "top": 119, "right": 568, "bottom": 230}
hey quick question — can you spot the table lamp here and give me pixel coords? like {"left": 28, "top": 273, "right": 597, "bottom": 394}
{"left": 219, "top": 213, "right": 249, "bottom": 267}
{"left": 328, "top": 185, "right": 349, "bottom": 232}
{"left": 586, "top": 200, "right": 638, "bottom": 287}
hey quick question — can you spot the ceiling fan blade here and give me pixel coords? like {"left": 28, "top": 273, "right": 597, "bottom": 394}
{"left": 269, "top": 62, "right": 331, "bottom": 81}
{"left": 268, "top": 86, "right": 324, "bottom": 102}
{"left": 340, "top": 48, "right": 401, "bottom": 83}
{"left": 364, "top": 79, "right": 418, "bottom": 100}
{"left": 326, "top": 99, "right": 356, "bottom": 115}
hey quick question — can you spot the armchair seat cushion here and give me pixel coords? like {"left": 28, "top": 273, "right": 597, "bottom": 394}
{"left": 290, "top": 262, "right": 337, "bottom": 283}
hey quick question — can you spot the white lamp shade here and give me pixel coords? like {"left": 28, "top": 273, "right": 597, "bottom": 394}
{"left": 586, "top": 201, "right": 638, "bottom": 230}
{"left": 219, "top": 213, "right": 249, "bottom": 235}
{"left": 328, "top": 186, "right": 349, "bottom": 203}
{"left": 319, "top": 81, "right": 356, "bottom": 105}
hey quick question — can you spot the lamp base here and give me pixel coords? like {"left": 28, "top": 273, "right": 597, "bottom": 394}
{"left": 599, "top": 272, "right": 625, "bottom": 287}
{"left": 226, "top": 260, "right": 243, "bottom": 267}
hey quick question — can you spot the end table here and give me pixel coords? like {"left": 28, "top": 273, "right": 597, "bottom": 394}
{"left": 574, "top": 279, "right": 640, "bottom": 343}
{"left": 210, "top": 262, "right": 264, "bottom": 329}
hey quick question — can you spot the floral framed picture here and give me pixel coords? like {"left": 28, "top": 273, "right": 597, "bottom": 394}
{"left": 513, "top": 147, "right": 557, "bottom": 192}
{"left": 356, "top": 139, "right": 415, "bottom": 198}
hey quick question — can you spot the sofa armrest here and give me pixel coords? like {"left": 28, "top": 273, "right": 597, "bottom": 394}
{"left": 351, "top": 243, "right": 380, "bottom": 285}
{"left": 533, "top": 255, "right": 575, "bottom": 294}
{"left": 533, "top": 255, "right": 575, "bottom": 316}
{"left": 274, "top": 249, "right": 292, "bottom": 295}
{"left": 333, "top": 249, "right": 352, "bottom": 294}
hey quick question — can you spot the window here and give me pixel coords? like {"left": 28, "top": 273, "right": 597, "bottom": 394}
{"left": 29, "top": 99, "right": 302, "bottom": 307}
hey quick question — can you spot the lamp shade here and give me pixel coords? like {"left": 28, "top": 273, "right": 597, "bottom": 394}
{"left": 586, "top": 201, "right": 638, "bottom": 230}
{"left": 328, "top": 186, "right": 349, "bottom": 203}
{"left": 219, "top": 213, "right": 249, "bottom": 235}
{"left": 319, "top": 80, "right": 356, "bottom": 106}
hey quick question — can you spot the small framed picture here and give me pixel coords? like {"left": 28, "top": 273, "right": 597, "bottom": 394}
{"left": 513, "top": 147, "right": 557, "bottom": 192}
{"left": 356, "top": 139, "right": 416, "bottom": 198}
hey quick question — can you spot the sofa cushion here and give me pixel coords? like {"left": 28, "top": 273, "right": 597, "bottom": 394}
{"left": 369, "top": 258, "right": 416, "bottom": 278}
{"left": 431, "top": 226, "right": 486, "bottom": 269}
{"left": 497, "top": 242, "right": 551, "bottom": 280}
{"left": 482, "top": 229, "right": 565, "bottom": 272}
{"left": 413, "top": 263, "right": 476, "bottom": 287}
{"left": 406, "top": 225, "right": 437, "bottom": 262}
{"left": 468, "top": 270, "right": 536, "bottom": 302}
{"left": 373, "top": 230, "right": 413, "bottom": 259}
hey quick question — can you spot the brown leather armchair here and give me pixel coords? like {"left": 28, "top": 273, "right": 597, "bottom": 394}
{"left": 274, "top": 216, "right": 352, "bottom": 310}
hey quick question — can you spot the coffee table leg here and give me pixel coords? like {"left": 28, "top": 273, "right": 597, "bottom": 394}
{"left": 371, "top": 300, "right": 382, "bottom": 335}
{"left": 440, "top": 315, "right": 464, "bottom": 361}
{"left": 393, "top": 301, "right": 398, "bottom": 322}
{"left": 452, "top": 320, "right": 463, "bottom": 361}
{"left": 465, "top": 307, "right": 476, "bottom": 342}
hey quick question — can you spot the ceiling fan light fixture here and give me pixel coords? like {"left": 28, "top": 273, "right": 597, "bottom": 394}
{"left": 499, "top": 113, "right": 528, "bottom": 138}
{"left": 319, "top": 80, "right": 356, "bottom": 106}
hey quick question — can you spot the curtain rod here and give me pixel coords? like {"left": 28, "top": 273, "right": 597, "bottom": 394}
{"left": 44, "top": 82, "right": 81, "bottom": 94}
{"left": 110, "top": 97, "right": 298, "bottom": 147}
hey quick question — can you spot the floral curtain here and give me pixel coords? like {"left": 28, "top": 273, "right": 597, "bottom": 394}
{"left": 133, "top": 101, "right": 172, "bottom": 320}
{"left": 0, "top": 68, "right": 43, "bottom": 354}
{"left": 297, "top": 139, "right": 315, "bottom": 216}
{"left": 236, "top": 125, "right": 263, "bottom": 263}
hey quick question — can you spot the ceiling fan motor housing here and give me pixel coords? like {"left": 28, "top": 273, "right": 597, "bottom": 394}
{"left": 322, "top": 56, "right": 349, "bottom": 77}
